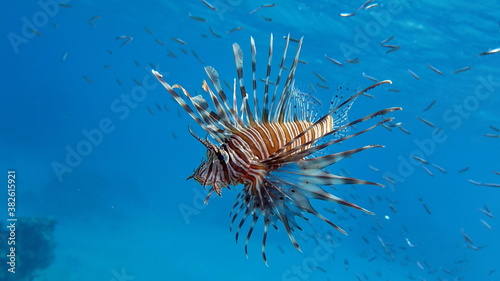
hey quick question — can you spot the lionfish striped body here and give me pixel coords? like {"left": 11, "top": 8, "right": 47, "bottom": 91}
{"left": 152, "top": 34, "right": 401, "bottom": 264}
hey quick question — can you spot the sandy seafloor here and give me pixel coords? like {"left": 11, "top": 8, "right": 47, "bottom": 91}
{"left": 1, "top": 0, "right": 499, "bottom": 280}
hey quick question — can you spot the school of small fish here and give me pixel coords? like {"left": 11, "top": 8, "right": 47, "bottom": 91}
{"left": 51, "top": 0, "right": 499, "bottom": 279}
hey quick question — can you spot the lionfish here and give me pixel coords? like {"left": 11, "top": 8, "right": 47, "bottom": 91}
{"left": 152, "top": 34, "right": 401, "bottom": 264}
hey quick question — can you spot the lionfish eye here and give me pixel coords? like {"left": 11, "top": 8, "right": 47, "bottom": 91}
{"left": 217, "top": 153, "right": 224, "bottom": 161}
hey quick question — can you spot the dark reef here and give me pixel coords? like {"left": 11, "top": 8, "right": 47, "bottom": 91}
{"left": 1, "top": 217, "right": 56, "bottom": 281}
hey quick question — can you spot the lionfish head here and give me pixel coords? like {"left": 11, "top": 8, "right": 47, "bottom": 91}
{"left": 187, "top": 129, "right": 230, "bottom": 197}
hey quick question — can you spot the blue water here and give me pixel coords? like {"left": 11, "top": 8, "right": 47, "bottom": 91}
{"left": 1, "top": 0, "right": 499, "bottom": 280}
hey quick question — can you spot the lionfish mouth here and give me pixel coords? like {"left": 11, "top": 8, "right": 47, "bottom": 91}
{"left": 152, "top": 33, "right": 401, "bottom": 265}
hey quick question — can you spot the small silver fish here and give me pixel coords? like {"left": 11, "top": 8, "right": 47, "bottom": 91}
{"left": 189, "top": 13, "right": 206, "bottom": 22}
{"left": 172, "top": 38, "right": 187, "bottom": 45}
{"left": 200, "top": 0, "right": 217, "bottom": 11}
{"left": 82, "top": 75, "right": 93, "bottom": 84}
{"left": 248, "top": 7, "right": 261, "bottom": 15}
{"left": 167, "top": 49, "right": 177, "bottom": 58}
{"left": 460, "top": 228, "right": 474, "bottom": 244}
{"left": 466, "top": 245, "right": 483, "bottom": 251}
{"left": 345, "top": 58, "right": 360, "bottom": 64}
{"left": 480, "top": 219, "right": 492, "bottom": 230}
{"left": 417, "top": 116, "right": 435, "bottom": 128}
{"left": 116, "top": 35, "right": 129, "bottom": 40}
{"left": 467, "top": 179, "right": 482, "bottom": 185}
{"left": 362, "top": 72, "right": 378, "bottom": 82}
{"left": 423, "top": 100, "right": 436, "bottom": 111}
{"left": 155, "top": 39, "right": 164, "bottom": 46}
{"left": 313, "top": 71, "right": 327, "bottom": 82}
{"left": 479, "top": 207, "right": 493, "bottom": 218}
{"left": 431, "top": 163, "right": 447, "bottom": 174}
{"left": 365, "top": 3, "right": 379, "bottom": 10}
{"left": 380, "top": 36, "right": 394, "bottom": 45}
{"left": 398, "top": 126, "right": 411, "bottom": 135}
{"left": 357, "top": 0, "right": 374, "bottom": 11}
{"left": 479, "top": 47, "right": 500, "bottom": 56}
{"left": 452, "top": 66, "right": 472, "bottom": 74}
{"left": 120, "top": 36, "right": 133, "bottom": 47}
{"left": 226, "top": 27, "right": 243, "bottom": 33}
{"left": 209, "top": 26, "right": 221, "bottom": 38}
{"left": 143, "top": 26, "right": 153, "bottom": 34}
{"left": 416, "top": 261, "right": 425, "bottom": 271}
{"left": 427, "top": 64, "right": 443, "bottom": 75}
{"left": 419, "top": 198, "right": 431, "bottom": 215}
{"left": 316, "top": 83, "right": 329, "bottom": 89}
{"left": 381, "top": 123, "right": 392, "bottom": 131}
{"left": 385, "top": 45, "right": 400, "bottom": 54}
{"left": 368, "top": 165, "right": 379, "bottom": 172}
{"left": 324, "top": 54, "right": 343, "bottom": 66}
{"left": 413, "top": 155, "right": 429, "bottom": 164}
{"left": 421, "top": 166, "right": 434, "bottom": 176}
{"left": 88, "top": 15, "right": 101, "bottom": 27}
{"left": 132, "top": 78, "right": 142, "bottom": 86}
{"left": 28, "top": 28, "right": 43, "bottom": 37}
{"left": 283, "top": 36, "right": 300, "bottom": 43}
{"left": 458, "top": 166, "right": 470, "bottom": 173}
{"left": 408, "top": 69, "right": 421, "bottom": 80}
{"left": 405, "top": 237, "right": 417, "bottom": 248}
{"left": 483, "top": 134, "right": 500, "bottom": 138}
{"left": 339, "top": 12, "right": 356, "bottom": 17}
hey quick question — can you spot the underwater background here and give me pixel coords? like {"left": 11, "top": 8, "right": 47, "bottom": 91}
{"left": 1, "top": 0, "right": 499, "bottom": 280}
